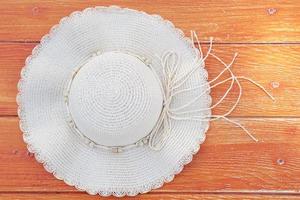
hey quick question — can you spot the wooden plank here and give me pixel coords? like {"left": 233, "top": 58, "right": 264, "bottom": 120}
{"left": 0, "top": 193, "right": 299, "bottom": 200}
{"left": 1, "top": 117, "right": 300, "bottom": 192}
{"left": 1, "top": 43, "right": 299, "bottom": 116}
{"left": 1, "top": 0, "right": 300, "bottom": 42}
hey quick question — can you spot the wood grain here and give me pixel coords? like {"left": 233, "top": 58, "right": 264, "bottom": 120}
{"left": 0, "top": 0, "right": 300, "bottom": 42}
{"left": 1, "top": 117, "right": 299, "bottom": 192}
{"left": 1, "top": 0, "right": 300, "bottom": 43}
{"left": 0, "top": 193, "right": 300, "bottom": 200}
{"left": 1, "top": 1, "right": 300, "bottom": 198}
{"left": 1, "top": 43, "right": 299, "bottom": 116}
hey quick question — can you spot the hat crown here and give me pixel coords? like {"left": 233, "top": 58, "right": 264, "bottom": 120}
{"left": 67, "top": 51, "right": 163, "bottom": 147}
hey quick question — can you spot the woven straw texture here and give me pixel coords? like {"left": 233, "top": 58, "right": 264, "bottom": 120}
{"left": 17, "top": 6, "right": 211, "bottom": 197}
{"left": 67, "top": 51, "right": 163, "bottom": 147}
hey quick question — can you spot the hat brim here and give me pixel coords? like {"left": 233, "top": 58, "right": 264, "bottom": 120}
{"left": 17, "top": 6, "right": 211, "bottom": 197}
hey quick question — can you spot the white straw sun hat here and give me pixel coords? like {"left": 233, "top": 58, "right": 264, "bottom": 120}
{"left": 17, "top": 5, "right": 274, "bottom": 197}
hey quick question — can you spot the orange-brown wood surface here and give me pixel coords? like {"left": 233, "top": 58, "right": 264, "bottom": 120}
{"left": 1, "top": 43, "right": 299, "bottom": 117}
{"left": 0, "top": 0, "right": 300, "bottom": 199}
{"left": 1, "top": 0, "right": 300, "bottom": 43}
{"left": 1, "top": 117, "right": 300, "bottom": 192}
{"left": 1, "top": 193, "right": 300, "bottom": 200}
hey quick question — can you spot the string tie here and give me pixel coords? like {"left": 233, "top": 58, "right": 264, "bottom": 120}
{"left": 148, "top": 31, "right": 275, "bottom": 150}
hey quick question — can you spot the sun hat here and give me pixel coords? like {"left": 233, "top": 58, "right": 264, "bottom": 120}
{"left": 17, "top": 5, "right": 274, "bottom": 197}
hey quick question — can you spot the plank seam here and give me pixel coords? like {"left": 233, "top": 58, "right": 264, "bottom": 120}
{"left": 2, "top": 41, "right": 300, "bottom": 45}
{"left": 0, "top": 191, "right": 300, "bottom": 195}
{"left": 2, "top": 115, "right": 300, "bottom": 119}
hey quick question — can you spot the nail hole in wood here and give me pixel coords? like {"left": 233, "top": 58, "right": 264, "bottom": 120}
{"left": 277, "top": 158, "right": 285, "bottom": 165}
{"left": 267, "top": 8, "right": 277, "bottom": 15}
{"left": 271, "top": 81, "right": 280, "bottom": 88}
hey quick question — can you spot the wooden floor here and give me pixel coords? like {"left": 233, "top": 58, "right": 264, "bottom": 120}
{"left": 1, "top": 0, "right": 300, "bottom": 199}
